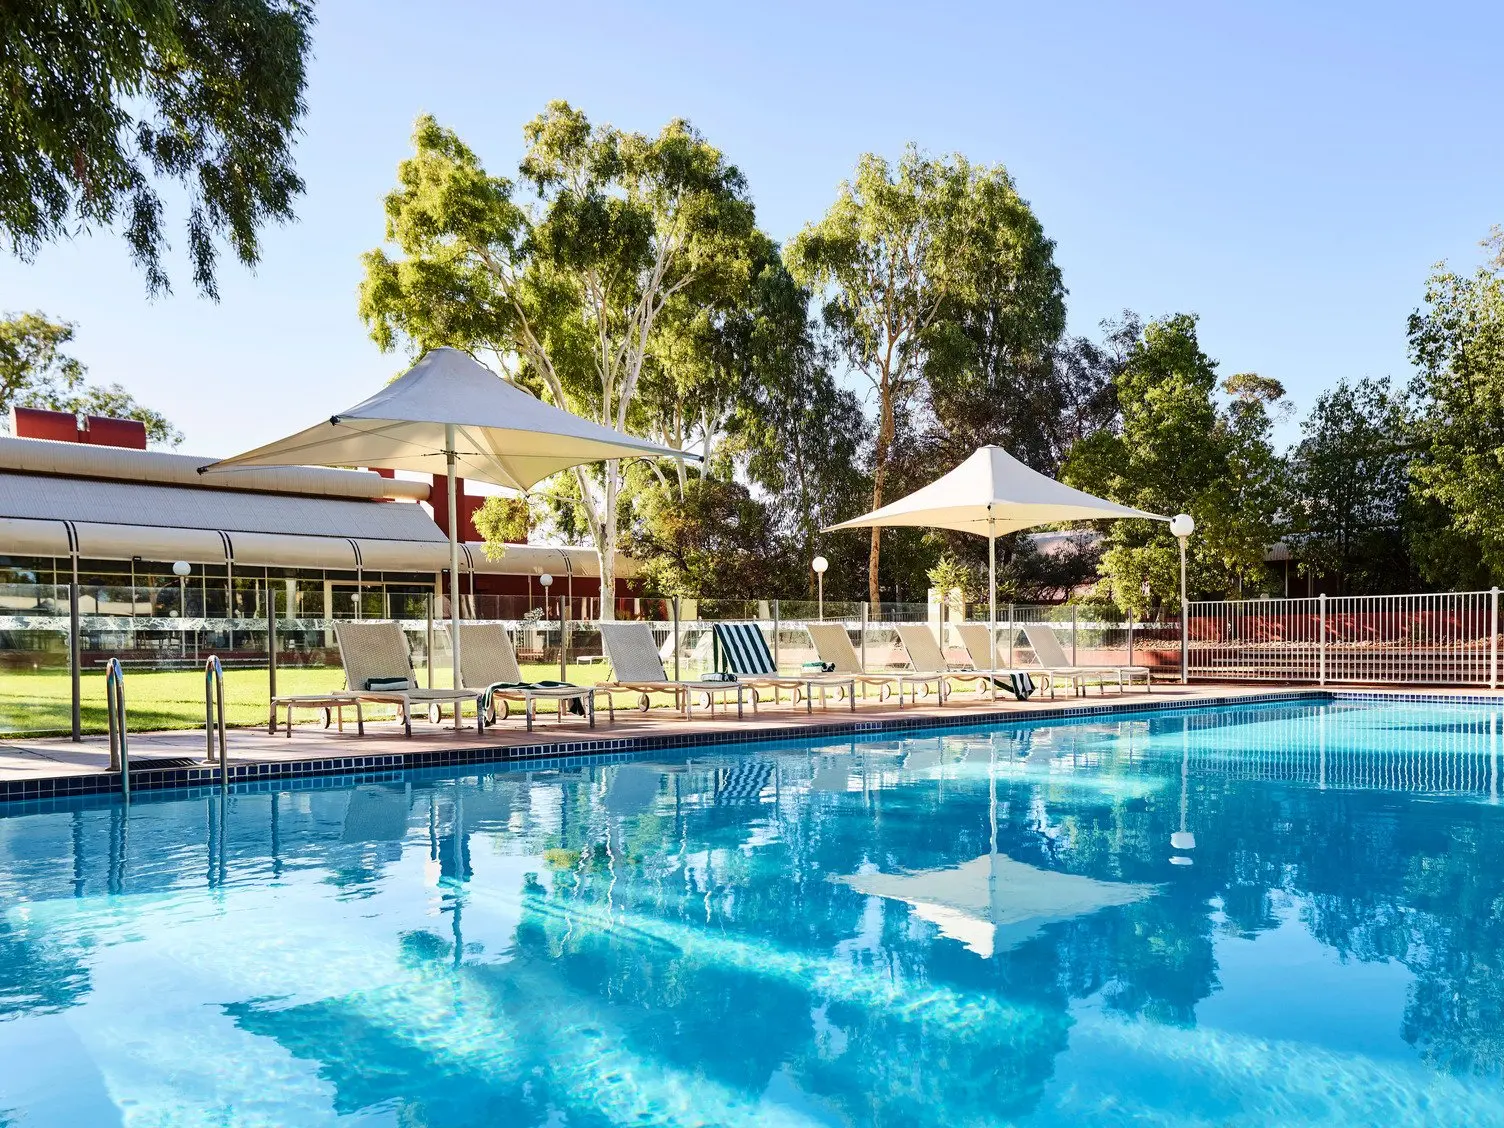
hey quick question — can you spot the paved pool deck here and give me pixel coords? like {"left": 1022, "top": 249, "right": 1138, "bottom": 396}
{"left": 0, "top": 682, "right": 1494, "bottom": 803}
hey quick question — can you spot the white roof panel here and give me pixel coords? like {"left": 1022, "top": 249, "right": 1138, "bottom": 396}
{"left": 0, "top": 472, "right": 444, "bottom": 543}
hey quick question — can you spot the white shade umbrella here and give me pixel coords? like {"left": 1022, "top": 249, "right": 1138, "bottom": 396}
{"left": 200, "top": 347, "right": 691, "bottom": 692}
{"left": 825, "top": 445, "right": 1165, "bottom": 669}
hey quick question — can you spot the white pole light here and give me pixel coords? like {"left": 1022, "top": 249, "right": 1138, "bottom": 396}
{"left": 811, "top": 556, "right": 829, "bottom": 620}
{"left": 1170, "top": 514, "right": 1194, "bottom": 685}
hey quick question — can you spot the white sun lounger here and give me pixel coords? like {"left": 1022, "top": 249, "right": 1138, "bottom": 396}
{"left": 329, "top": 621, "right": 479, "bottom": 735}
{"left": 1022, "top": 624, "right": 1153, "bottom": 695}
{"left": 457, "top": 622, "right": 605, "bottom": 731}
{"left": 892, "top": 623, "right": 1004, "bottom": 701}
{"left": 805, "top": 623, "right": 947, "bottom": 706}
{"left": 713, "top": 622, "right": 855, "bottom": 712}
{"left": 597, "top": 622, "right": 749, "bottom": 719}
{"left": 954, "top": 622, "right": 1092, "bottom": 699}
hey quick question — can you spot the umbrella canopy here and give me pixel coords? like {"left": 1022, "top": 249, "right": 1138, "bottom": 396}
{"left": 833, "top": 852, "right": 1155, "bottom": 959}
{"left": 824, "top": 445, "right": 1165, "bottom": 671}
{"left": 825, "top": 445, "right": 1161, "bottom": 536}
{"left": 201, "top": 347, "right": 684, "bottom": 491}
{"left": 200, "top": 347, "right": 691, "bottom": 696}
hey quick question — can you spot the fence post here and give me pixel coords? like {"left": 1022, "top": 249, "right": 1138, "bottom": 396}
{"left": 860, "top": 601, "right": 869, "bottom": 671}
{"left": 69, "top": 582, "right": 82, "bottom": 742}
{"left": 1492, "top": 587, "right": 1499, "bottom": 689}
{"left": 1007, "top": 603, "right": 1015, "bottom": 667}
{"left": 1127, "top": 609, "right": 1135, "bottom": 669}
{"left": 266, "top": 582, "right": 278, "bottom": 726}
{"left": 772, "top": 599, "right": 780, "bottom": 670}
{"left": 1318, "top": 592, "right": 1328, "bottom": 686}
{"left": 1180, "top": 599, "right": 1189, "bottom": 685}
{"left": 672, "top": 596, "right": 681, "bottom": 681}
{"left": 1071, "top": 605, "right": 1079, "bottom": 666}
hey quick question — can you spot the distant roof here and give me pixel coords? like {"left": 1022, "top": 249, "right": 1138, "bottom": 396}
{"left": 0, "top": 472, "right": 443, "bottom": 542}
{"left": 0, "top": 434, "right": 430, "bottom": 501}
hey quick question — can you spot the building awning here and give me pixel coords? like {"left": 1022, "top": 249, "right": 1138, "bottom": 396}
{"left": 0, "top": 516, "right": 72, "bottom": 557}
{"left": 0, "top": 471, "right": 444, "bottom": 542}
{"left": 73, "top": 522, "right": 229, "bottom": 565}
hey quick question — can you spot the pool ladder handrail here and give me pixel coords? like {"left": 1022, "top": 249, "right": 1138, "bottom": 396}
{"left": 105, "top": 657, "right": 129, "bottom": 802}
{"left": 204, "top": 655, "right": 228, "bottom": 791}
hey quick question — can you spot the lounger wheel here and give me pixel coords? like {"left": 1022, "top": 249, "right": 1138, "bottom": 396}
{"left": 697, "top": 691, "right": 712, "bottom": 710}
{"left": 637, "top": 693, "right": 651, "bottom": 712}
{"left": 322, "top": 708, "right": 332, "bottom": 728}
{"left": 485, "top": 699, "right": 508, "bottom": 725}
{"left": 427, "top": 703, "right": 442, "bottom": 725}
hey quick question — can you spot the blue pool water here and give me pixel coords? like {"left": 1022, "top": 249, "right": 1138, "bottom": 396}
{"left": 3, "top": 699, "right": 1504, "bottom": 1126}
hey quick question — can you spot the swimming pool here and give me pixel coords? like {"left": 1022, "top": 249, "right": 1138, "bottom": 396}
{"left": 2, "top": 697, "right": 1503, "bottom": 1125}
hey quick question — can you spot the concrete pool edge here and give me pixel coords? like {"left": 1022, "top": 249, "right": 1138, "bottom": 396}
{"left": 0, "top": 686, "right": 1493, "bottom": 806}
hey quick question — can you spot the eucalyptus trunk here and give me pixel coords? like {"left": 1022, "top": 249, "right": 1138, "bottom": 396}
{"left": 869, "top": 389, "right": 896, "bottom": 606}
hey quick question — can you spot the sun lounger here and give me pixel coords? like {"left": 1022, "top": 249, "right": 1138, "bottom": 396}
{"left": 457, "top": 622, "right": 604, "bottom": 732}
{"left": 597, "top": 622, "right": 749, "bottom": 719}
{"left": 712, "top": 622, "right": 855, "bottom": 713}
{"left": 892, "top": 623, "right": 1005, "bottom": 701}
{"left": 1022, "top": 624, "right": 1152, "bottom": 695}
{"left": 953, "top": 620, "right": 1091, "bottom": 698}
{"left": 330, "top": 621, "right": 479, "bottom": 735}
{"left": 804, "top": 623, "right": 947, "bottom": 706}
{"left": 945, "top": 623, "right": 1042, "bottom": 700}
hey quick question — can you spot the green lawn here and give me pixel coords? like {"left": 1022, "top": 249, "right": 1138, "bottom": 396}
{"left": 0, "top": 662, "right": 653, "bottom": 737}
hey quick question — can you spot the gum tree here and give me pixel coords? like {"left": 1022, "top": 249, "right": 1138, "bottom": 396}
{"left": 360, "top": 106, "right": 759, "bottom": 614}
{"left": 0, "top": 0, "right": 313, "bottom": 297}
{"left": 787, "top": 147, "right": 1064, "bottom": 604}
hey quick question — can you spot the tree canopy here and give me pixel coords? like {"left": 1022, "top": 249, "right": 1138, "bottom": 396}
{"left": 1406, "top": 231, "right": 1504, "bottom": 583}
{"left": 1062, "top": 315, "right": 1284, "bottom": 614}
{"left": 0, "top": 0, "right": 313, "bottom": 297}
{"left": 1285, "top": 377, "right": 1412, "bottom": 594}
{"left": 360, "top": 105, "right": 761, "bottom": 615}
{"left": 787, "top": 147, "right": 1065, "bottom": 604}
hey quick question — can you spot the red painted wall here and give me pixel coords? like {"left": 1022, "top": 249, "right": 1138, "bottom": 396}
{"left": 11, "top": 407, "right": 147, "bottom": 449}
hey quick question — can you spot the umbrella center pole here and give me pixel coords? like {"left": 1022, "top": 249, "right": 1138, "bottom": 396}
{"left": 446, "top": 425, "right": 463, "bottom": 703}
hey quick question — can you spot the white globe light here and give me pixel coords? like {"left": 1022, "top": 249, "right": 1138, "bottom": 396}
{"left": 811, "top": 556, "right": 829, "bottom": 574}
{"left": 538, "top": 572, "right": 554, "bottom": 588}
{"left": 1169, "top": 513, "right": 1195, "bottom": 539}
{"left": 172, "top": 560, "right": 192, "bottom": 577}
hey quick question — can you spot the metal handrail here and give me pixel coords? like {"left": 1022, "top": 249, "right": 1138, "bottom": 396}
{"left": 204, "top": 655, "right": 227, "bottom": 791}
{"left": 105, "top": 657, "right": 129, "bottom": 802}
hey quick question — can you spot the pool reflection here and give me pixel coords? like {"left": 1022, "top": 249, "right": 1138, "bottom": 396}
{"left": 2, "top": 700, "right": 1504, "bottom": 1124}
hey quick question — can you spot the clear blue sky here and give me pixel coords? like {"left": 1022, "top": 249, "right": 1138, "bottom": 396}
{"left": 2, "top": 0, "right": 1500, "bottom": 456}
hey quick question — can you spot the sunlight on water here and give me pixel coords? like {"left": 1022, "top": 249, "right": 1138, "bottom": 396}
{"left": 2, "top": 700, "right": 1504, "bottom": 1125}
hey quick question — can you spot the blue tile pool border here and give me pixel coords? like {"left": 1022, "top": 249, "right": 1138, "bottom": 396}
{"left": 1, "top": 686, "right": 1495, "bottom": 805}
